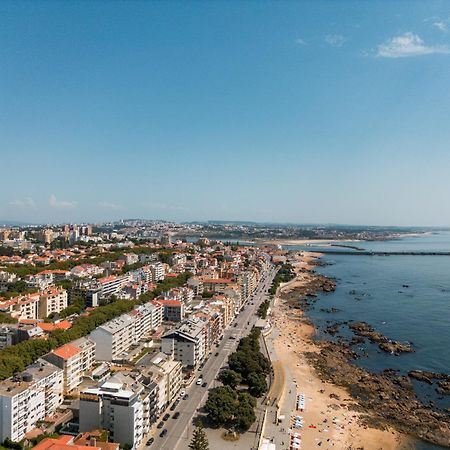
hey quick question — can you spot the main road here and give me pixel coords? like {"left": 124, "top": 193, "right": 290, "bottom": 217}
{"left": 146, "top": 264, "right": 277, "bottom": 450}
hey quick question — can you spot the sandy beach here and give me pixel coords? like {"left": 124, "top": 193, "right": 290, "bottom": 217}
{"left": 270, "top": 252, "right": 410, "bottom": 450}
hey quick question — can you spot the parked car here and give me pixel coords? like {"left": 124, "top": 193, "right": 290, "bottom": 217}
{"left": 163, "top": 413, "right": 170, "bottom": 421}
{"left": 196, "top": 377, "right": 203, "bottom": 385}
{"left": 159, "top": 429, "right": 168, "bottom": 438}
{"left": 146, "top": 438, "right": 154, "bottom": 446}
{"left": 173, "top": 412, "right": 180, "bottom": 419}
{"left": 202, "top": 382, "right": 207, "bottom": 388}
{"left": 157, "top": 421, "right": 164, "bottom": 429}
{"left": 183, "top": 393, "right": 189, "bottom": 400}
{"left": 180, "top": 390, "right": 186, "bottom": 397}
{"left": 170, "top": 403, "right": 177, "bottom": 411}
{"left": 214, "top": 352, "right": 219, "bottom": 356}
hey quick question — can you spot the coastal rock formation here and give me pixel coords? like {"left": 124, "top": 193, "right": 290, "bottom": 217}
{"left": 408, "top": 370, "right": 450, "bottom": 395}
{"left": 279, "top": 260, "right": 450, "bottom": 448}
{"left": 305, "top": 341, "right": 450, "bottom": 447}
{"left": 348, "top": 322, "right": 414, "bottom": 355}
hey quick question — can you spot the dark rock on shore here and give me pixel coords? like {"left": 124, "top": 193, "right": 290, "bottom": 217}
{"left": 305, "top": 341, "right": 450, "bottom": 447}
{"left": 408, "top": 371, "right": 450, "bottom": 395}
{"left": 348, "top": 322, "right": 414, "bottom": 355}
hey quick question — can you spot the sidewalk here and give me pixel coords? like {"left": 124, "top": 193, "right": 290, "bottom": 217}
{"left": 260, "top": 327, "right": 297, "bottom": 450}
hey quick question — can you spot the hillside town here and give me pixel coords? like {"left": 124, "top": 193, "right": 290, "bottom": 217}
{"left": 0, "top": 223, "right": 283, "bottom": 450}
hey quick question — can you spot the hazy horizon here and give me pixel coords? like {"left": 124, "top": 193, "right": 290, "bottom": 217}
{"left": 2, "top": 1, "right": 450, "bottom": 226}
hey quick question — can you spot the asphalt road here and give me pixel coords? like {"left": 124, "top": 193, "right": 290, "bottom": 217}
{"left": 145, "top": 265, "right": 277, "bottom": 450}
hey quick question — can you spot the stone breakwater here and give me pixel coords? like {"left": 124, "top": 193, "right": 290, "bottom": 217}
{"left": 281, "top": 262, "right": 450, "bottom": 448}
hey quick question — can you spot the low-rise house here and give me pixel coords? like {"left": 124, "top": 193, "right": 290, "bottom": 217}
{"left": 32, "top": 434, "right": 119, "bottom": 450}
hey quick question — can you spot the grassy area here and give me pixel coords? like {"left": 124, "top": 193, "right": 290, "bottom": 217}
{"left": 131, "top": 347, "right": 155, "bottom": 364}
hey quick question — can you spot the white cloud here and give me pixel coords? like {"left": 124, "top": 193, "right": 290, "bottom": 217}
{"left": 295, "top": 38, "right": 307, "bottom": 46}
{"left": 324, "top": 34, "right": 346, "bottom": 47}
{"left": 10, "top": 197, "right": 36, "bottom": 209}
{"left": 433, "top": 20, "right": 448, "bottom": 32}
{"left": 376, "top": 32, "right": 450, "bottom": 58}
{"left": 49, "top": 194, "right": 77, "bottom": 208}
{"left": 98, "top": 201, "right": 123, "bottom": 210}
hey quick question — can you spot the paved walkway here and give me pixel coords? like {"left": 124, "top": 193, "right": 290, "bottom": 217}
{"left": 261, "top": 327, "right": 298, "bottom": 450}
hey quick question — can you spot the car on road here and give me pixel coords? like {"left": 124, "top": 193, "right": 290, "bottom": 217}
{"left": 202, "top": 382, "right": 207, "bottom": 387}
{"left": 163, "top": 413, "right": 170, "bottom": 421}
{"left": 157, "top": 421, "right": 164, "bottom": 429}
{"left": 179, "top": 390, "right": 186, "bottom": 398}
{"left": 146, "top": 438, "right": 154, "bottom": 446}
{"left": 214, "top": 352, "right": 219, "bottom": 356}
{"left": 183, "top": 393, "right": 189, "bottom": 400}
{"left": 170, "top": 402, "right": 177, "bottom": 411}
{"left": 229, "top": 336, "right": 236, "bottom": 340}
{"left": 159, "top": 429, "right": 168, "bottom": 438}
{"left": 196, "top": 377, "right": 203, "bottom": 385}
{"left": 173, "top": 412, "right": 180, "bottom": 419}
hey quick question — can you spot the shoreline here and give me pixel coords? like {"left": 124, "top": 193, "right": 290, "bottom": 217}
{"left": 269, "top": 251, "right": 414, "bottom": 450}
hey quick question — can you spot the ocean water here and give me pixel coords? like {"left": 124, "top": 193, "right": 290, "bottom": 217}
{"left": 287, "top": 233, "right": 450, "bottom": 450}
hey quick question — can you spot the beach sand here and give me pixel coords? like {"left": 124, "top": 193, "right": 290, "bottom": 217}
{"left": 270, "top": 252, "right": 410, "bottom": 450}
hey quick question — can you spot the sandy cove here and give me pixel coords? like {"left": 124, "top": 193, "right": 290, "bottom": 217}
{"left": 270, "top": 252, "right": 410, "bottom": 450}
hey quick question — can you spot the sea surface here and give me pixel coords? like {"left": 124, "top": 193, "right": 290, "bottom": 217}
{"left": 286, "top": 233, "right": 450, "bottom": 450}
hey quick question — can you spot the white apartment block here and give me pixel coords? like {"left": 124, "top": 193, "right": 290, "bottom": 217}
{"left": 144, "top": 352, "right": 182, "bottom": 411}
{"left": 161, "top": 318, "right": 207, "bottom": 369}
{"left": 90, "top": 303, "right": 162, "bottom": 361}
{"left": 79, "top": 378, "right": 144, "bottom": 449}
{"left": 149, "top": 262, "right": 165, "bottom": 282}
{"left": 0, "top": 360, "right": 63, "bottom": 442}
{"left": 0, "top": 271, "right": 18, "bottom": 293}
{"left": 43, "top": 337, "right": 95, "bottom": 394}
{"left": 98, "top": 275, "right": 130, "bottom": 297}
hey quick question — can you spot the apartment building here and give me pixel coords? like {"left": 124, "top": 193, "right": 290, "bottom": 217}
{"left": 0, "top": 271, "right": 19, "bottom": 292}
{"left": 90, "top": 303, "right": 162, "bottom": 361}
{"left": 0, "top": 360, "right": 64, "bottom": 442}
{"left": 157, "top": 299, "right": 185, "bottom": 322}
{"left": 138, "top": 352, "right": 182, "bottom": 413}
{"left": 149, "top": 262, "right": 165, "bottom": 282}
{"left": 90, "top": 314, "right": 136, "bottom": 361}
{"left": 79, "top": 373, "right": 158, "bottom": 449}
{"left": 38, "top": 287, "right": 68, "bottom": 318}
{"left": 201, "top": 277, "right": 232, "bottom": 294}
{"left": 0, "top": 292, "right": 40, "bottom": 320}
{"left": 98, "top": 275, "right": 130, "bottom": 297}
{"left": 187, "top": 277, "right": 204, "bottom": 296}
{"left": 117, "top": 253, "right": 139, "bottom": 265}
{"left": 161, "top": 318, "right": 207, "bottom": 369}
{"left": 43, "top": 337, "right": 95, "bottom": 393}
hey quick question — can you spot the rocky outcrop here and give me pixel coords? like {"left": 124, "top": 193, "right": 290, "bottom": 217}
{"left": 408, "top": 371, "right": 450, "bottom": 395}
{"left": 305, "top": 341, "right": 450, "bottom": 448}
{"left": 348, "top": 322, "right": 414, "bottom": 355}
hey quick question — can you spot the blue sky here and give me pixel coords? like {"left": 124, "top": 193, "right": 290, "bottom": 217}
{"left": 1, "top": 1, "right": 450, "bottom": 226}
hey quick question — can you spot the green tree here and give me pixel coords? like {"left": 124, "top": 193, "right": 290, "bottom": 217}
{"left": 188, "top": 426, "right": 209, "bottom": 450}
{"left": 247, "top": 371, "right": 267, "bottom": 397}
{"left": 204, "top": 386, "right": 238, "bottom": 427}
{"left": 218, "top": 369, "right": 242, "bottom": 389}
{"left": 235, "top": 392, "right": 257, "bottom": 431}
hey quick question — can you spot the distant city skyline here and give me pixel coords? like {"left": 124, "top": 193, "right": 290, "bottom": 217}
{"left": 1, "top": 1, "right": 450, "bottom": 226}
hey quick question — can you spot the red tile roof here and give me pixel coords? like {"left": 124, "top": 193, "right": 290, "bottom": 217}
{"left": 52, "top": 343, "right": 81, "bottom": 360}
